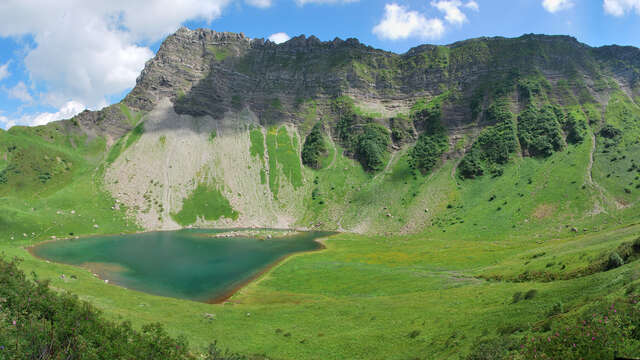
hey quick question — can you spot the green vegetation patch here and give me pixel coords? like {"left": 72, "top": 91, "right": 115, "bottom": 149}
{"left": 355, "top": 123, "right": 391, "bottom": 172}
{"left": 562, "top": 107, "right": 588, "bottom": 144}
{"left": 459, "top": 102, "right": 518, "bottom": 178}
{"left": 265, "top": 126, "right": 303, "bottom": 198}
{"left": 124, "top": 122, "right": 144, "bottom": 150}
{"left": 389, "top": 114, "right": 414, "bottom": 145}
{"left": 118, "top": 103, "right": 143, "bottom": 126}
{"left": 276, "top": 127, "right": 303, "bottom": 187}
{"left": 105, "top": 138, "right": 124, "bottom": 164}
{"left": 518, "top": 104, "right": 564, "bottom": 157}
{"left": 408, "top": 94, "right": 449, "bottom": 174}
{"left": 207, "top": 45, "right": 230, "bottom": 61}
{"left": 171, "top": 182, "right": 238, "bottom": 226}
{"left": 301, "top": 122, "right": 328, "bottom": 169}
{"left": 331, "top": 96, "right": 391, "bottom": 172}
{"left": 249, "top": 128, "right": 265, "bottom": 160}
{"left": 0, "top": 257, "right": 196, "bottom": 359}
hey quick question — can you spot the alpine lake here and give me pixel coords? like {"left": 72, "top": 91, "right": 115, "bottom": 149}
{"left": 31, "top": 229, "right": 330, "bottom": 302}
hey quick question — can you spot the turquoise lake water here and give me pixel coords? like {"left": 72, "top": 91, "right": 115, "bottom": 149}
{"left": 32, "top": 229, "right": 328, "bottom": 302}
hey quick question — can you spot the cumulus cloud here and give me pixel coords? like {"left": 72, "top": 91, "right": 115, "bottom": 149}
{"left": 431, "top": 1, "right": 468, "bottom": 25}
{"left": 0, "top": 61, "right": 9, "bottom": 81}
{"left": 604, "top": 0, "right": 640, "bottom": 15}
{"left": 464, "top": 1, "right": 479, "bottom": 11}
{"left": 373, "top": 3, "right": 445, "bottom": 40}
{"left": 7, "top": 81, "right": 33, "bottom": 103}
{"left": 295, "top": 0, "right": 358, "bottom": 5}
{"left": 246, "top": 0, "right": 272, "bottom": 8}
{"left": 0, "top": 0, "right": 232, "bottom": 126}
{"left": 1, "top": 100, "right": 86, "bottom": 129}
{"left": 542, "top": 0, "right": 574, "bottom": 13}
{"left": 268, "top": 32, "right": 291, "bottom": 43}
{"left": 0, "top": 115, "right": 16, "bottom": 129}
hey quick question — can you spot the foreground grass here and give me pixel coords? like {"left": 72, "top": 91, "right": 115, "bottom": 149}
{"left": 3, "top": 221, "right": 639, "bottom": 359}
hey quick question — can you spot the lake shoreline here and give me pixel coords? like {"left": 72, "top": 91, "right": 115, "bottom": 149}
{"left": 26, "top": 229, "right": 336, "bottom": 305}
{"left": 205, "top": 237, "right": 329, "bottom": 304}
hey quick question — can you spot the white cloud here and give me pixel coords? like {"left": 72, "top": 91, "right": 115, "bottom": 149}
{"left": 465, "top": 1, "right": 479, "bottom": 11}
{"left": 542, "top": 0, "right": 574, "bottom": 13}
{"left": 295, "top": 0, "right": 358, "bottom": 5}
{"left": 604, "top": 0, "right": 640, "bottom": 16}
{"left": 373, "top": 3, "right": 445, "bottom": 40}
{"left": 7, "top": 81, "right": 33, "bottom": 103}
{"left": 268, "top": 32, "right": 291, "bottom": 43}
{"left": 0, "top": 0, "right": 232, "bottom": 126}
{"left": 1, "top": 101, "right": 85, "bottom": 129}
{"left": 246, "top": 0, "right": 272, "bottom": 8}
{"left": 0, "top": 61, "right": 9, "bottom": 81}
{"left": 431, "top": 1, "right": 468, "bottom": 25}
{"left": 0, "top": 115, "right": 15, "bottom": 129}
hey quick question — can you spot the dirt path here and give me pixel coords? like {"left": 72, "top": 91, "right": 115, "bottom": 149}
{"left": 450, "top": 158, "right": 461, "bottom": 186}
{"left": 326, "top": 137, "right": 338, "bottom": 170}
{"left": 586, "top": 107, "right": 610, "bottom": 213}
{"left": 373, "top": 150, "right": 399, "bottom": 182}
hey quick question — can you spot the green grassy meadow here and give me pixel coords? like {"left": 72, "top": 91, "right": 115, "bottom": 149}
{"left": 1, "top": 93, "right": 640, "bottom": 358}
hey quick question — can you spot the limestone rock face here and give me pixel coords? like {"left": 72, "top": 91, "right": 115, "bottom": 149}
{"left": 70, "top": 29, "right": 640, "bottom": 142}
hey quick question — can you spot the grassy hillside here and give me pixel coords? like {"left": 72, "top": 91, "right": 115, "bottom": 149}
{"left": 2, "top": 32, "right": 640, "bottom": 359}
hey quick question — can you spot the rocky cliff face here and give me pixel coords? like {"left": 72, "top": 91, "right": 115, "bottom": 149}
{"left": 70, "top": 28, "right": 640, "bottom": 233}
{"left": 118, "top": 30, "right": 639, "bottom": 126}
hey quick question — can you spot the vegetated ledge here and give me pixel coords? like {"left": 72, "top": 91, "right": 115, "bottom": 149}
{"left": 479, "top": 237, "right": 640, "bottom": 283}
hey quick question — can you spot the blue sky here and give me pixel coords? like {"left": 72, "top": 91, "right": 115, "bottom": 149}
{"left": 0, "top": 0, "right": 640, "bottom": 129}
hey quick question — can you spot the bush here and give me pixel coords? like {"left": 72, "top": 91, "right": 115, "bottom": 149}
{"left": 466, "top": 337, "right": 515, "bottom": 360}
{"left": 301, "top": 122, "right": 328, "bottom": 169}
{"left": 512, "top": 292, "right": 523, "bottom": 304}
{"left": 354, "top": 123, "right": 391, "bottom": 172}
{"left": 459, "top": 102, "right": 517, "bottom": 179}
{"left": 0, "top": 256, "right": 234, "bottom": 359}
{"left": 518, "top": 296, "right": 640, "bottom": 359}
{"left": 517, "top": 104, "right": 564, "bottom": 157}
{"left": 408, "top": 95, "right": 449, "bottom": 174}
{"left": 564, "top": 110, "right": 588, "bottom": 144}
{"left": 408, "top": 132, "right": 448, "bottom": 174}
{"left": 607, "top": 252, "right": 624, "bottom": 270}
{"left": 524, "top": 289, "right": 538, "bottom": 300}
{"left": 548, "top": 301, "right": 564, "bottom": 316}
{"left": 390, "top": 114, "right": 415, "bottom": 144}
{"left": 599, "top": 124, "right": 622, "bottom": 139}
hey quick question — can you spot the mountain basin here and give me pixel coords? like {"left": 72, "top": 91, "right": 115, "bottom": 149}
{"left": 30, "top": 229, "right": 331, "bottom": 302}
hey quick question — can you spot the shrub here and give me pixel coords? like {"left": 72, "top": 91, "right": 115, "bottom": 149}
{"left": 390, "top": 114, "right": 415, "bottom": 144}
{"left": 512, "top": 292, "right": 523, "bottom": 304}
{"left": 517, "top": 104, "right": 564, "bottom": 157}
{"left": 408, "top": 132, "right": 448, "bottom": 174}
{"left": 518, "top": 296, "right": 640, "bottom": 359}
{"left": 599, "top": 124, "right": 622, "bottom": 139}
{"left": 408, "top": 96, "right": 449, "bottom": 174}
{"left": 355, "top": 123, "right": 391, "bottom": 172}
{"left": 458, "top": 102, "right": 517, "bottom": 179}
{"left": 564, "top": 110, "right": 588, "bottom": 144}
{"left": 524, "top": 289, "right": 538, "bottom": 300}
{"left": 0, "top": 257, "right": 195, "bottom": 359}
{"left": 466, "top": 337, "right": 515, "bottom": 360}
{"left": 548, "top": 301, "right": 564, "bottom": 316}
{"left": 607, "top": 252, "right": 624, "bottom": 270}
{"left": 301, "top": 122, "right": 328, "bottom": 169}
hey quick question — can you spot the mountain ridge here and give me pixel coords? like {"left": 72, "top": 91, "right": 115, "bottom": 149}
{"left": 1, "top": 27, "right": 639, "bottom": 235}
